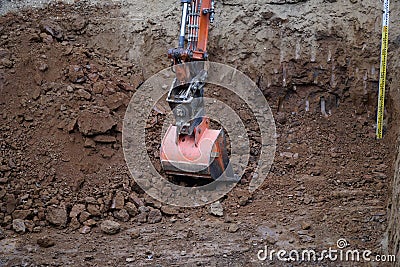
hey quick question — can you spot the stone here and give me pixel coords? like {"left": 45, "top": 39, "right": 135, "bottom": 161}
{"left": 138, "top": 206, "right": 149, "bottom": 213}
{"left": 299, "top": 234, "right": 314, "bottom": 243}
{"left": 100, "top": 220, "right": 120, "bottom": 235}
{"left": 76, "top": 89, "right": 91, "bottom": 100}
{"left": 105, "top": 92, "right": 129, "bottom": 110}
{"left": 303, "top": 196, "right": 313, "bottom": 205}
{"left": 147, "top": 209, "right": 162, "bottom": 224}
{"left": 275, "top": 112, "right": 287, "bottom": 125}
{"left": 0, "top": 227, "right": 5, "bottom": 239}
{"left": 125, "top": 202, "right": 138, "bottom": 217}
{"left": 113, "top": 209, "right": 130, "bottom": 222}
{"left": 374, "top": 172, "right": 387, "bottom": 180}
{"left": 93, "top": 135, "right": 116, "bottom": 143}
{"left": 161, "top": 205, "right": 179, "bottom": 216}
{"left": 32, "top": 87, "right": 42, "bottom": 100}
{"left": 83, "top": 219, "right": 97, "bottom": 227}
{"left": 228, "top": 223, "right": 239, "bottom": 233}
{"left": 126, "top": 258, "right": 135, "bottom": 263}
{"left": 144, "top": 195, "right": 162, "bottom": 209}
{"left": 68, "top": 65, "right": 86, "bottom": 83}
{"left": 238, "top": 196, "right": 249, "bottom": 206}
{"left": 266, "top": 235, "right": 277, "bottom": 245}
{"left": 65, "top": 118, "right": 77, "bottom": 132}
{"left": 70, "top": 15, "right": 88, "bottom": 32}
{"left": 40, "top": 19, "right": 64, "bottom": 40}
{"left": 37, "top": 236, "right": 55, "bottom": 248}
{"left": 70, "top": 204, "right": 85, "bottom": 218}
{"left": 70, "top": 217, "right": 81, "bottom": 230}
{"left": 84, "top": 138, "right": 96, "bottom": 148}
{"left": 38, "top": 63, "right": 48, "bottom": 72}
{"left": 4, "top": 215, "right": 12, "bottom": 226}
{"left": 66, "top": 85, "right": 74, "bottom": 93}
{"left": 1, "top": 58, "right": 13, "bottom": 68}
{"left": 280, "top": 152, "right": 294, "bottom": 158}
{"left": 209, "top": 201, "right": 224, "bottom": 217}
{"left": 224, "top": 215, "right": 233, "bottom": 223}
{"left": 311, "top": 169, "right": 321, "bottom": 176}
{"left": 46, "top": 206, "right": 68, "bottom": 228}
{"left": 79, "top": 226, "right": 91, "bottom": 234}
{"left": 187, "top": 229, "right": 194, "bottom": 238}
{"left": 25, "top": 220, "right": 34, "bottom": 232}
{"left": 77, "top": 110, "right": 116, "bottom": 136}
{"left": 0, "top": 189, "right": 6, "bottom": 199}
{"left": 129, "top": 193, "right": 144, "bottom": 207}
{"left": 137, "top": 212, "right": 148, "bottom": 223}
{"left": 39, "top": 32, "right": 52, "bottom": 43}
{"left": 301, "top": 221, "right": 312, "bottom": 230}
{"left": 12, "top": 219, "right": 26, "bottom": 233}
{"left": 12, "top": 210, "right": 31, "bottom": 220}
{"left": 6, "top": 194, "right": 16, "bottom": 214}
{"left": 92, "top": 81, "right": 106, "bottom": 94}
{"left": 87, "top": 204, "right": 101, "bottom": 217}
{"left": 127, "top": 228, "right": 140, "bottom": 239}
{"left": 112, "top": 191, "right": 125, "bottom": 210}
{"left": 79, "top": 211, "right": 91, "bottom": 223}
{"left": 100, "top": 148, "right": 115, "bottom": 158}
{"left": 0, "top": 48, "right": 10, "bottom": 59}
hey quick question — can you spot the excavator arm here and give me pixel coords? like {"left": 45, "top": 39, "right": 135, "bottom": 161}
{"left": 168, "top": 0, "right": 214, "bottom": 64}
{"left": 160, "top": 0, "right": 234, "bottom": 181}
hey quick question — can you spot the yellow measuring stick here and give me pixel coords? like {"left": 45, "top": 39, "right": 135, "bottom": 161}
{"left": 376, "top": 0, "right": 390, "bottom": 139}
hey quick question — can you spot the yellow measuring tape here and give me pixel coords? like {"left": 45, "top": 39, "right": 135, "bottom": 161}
{"left": 376, "top": 0, "right": 390, "bottom": 139}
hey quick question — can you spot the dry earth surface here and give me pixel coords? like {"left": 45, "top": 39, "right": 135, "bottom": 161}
{"left": 0, "top": 0, "right": 399, "bottom": 266}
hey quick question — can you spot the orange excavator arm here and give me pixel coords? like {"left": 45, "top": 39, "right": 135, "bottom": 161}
{"left": 160, "top": 0, "right": 234, "bottom": 180}
{"left": 167, "top": 0, "right": 215, "bottom": 64}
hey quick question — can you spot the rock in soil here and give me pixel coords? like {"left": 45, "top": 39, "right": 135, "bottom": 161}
{"left": 46, "top": 206, "right": 68, "bottom": 228}
{"left": 37, "top": 236, "right": 55, "bottom": 248}
{"left": 70, "top": 204, "right": 85, "bottom": 218}
{"left": 100, "top": 220, "right": 121, "bottom": 235}
{"left": 137, "top": 212, "right": 148, "bottom": 223}
{"left": 209, "top": 201, "right": 224, "bottom": 217}
{"left": 12, "top": 219, "right": 26, "bottom": 233}
{"left": 228, "top": 223, "right": 239, "bottom": 233}
{"left": 0, "top": 227, "right": 5, "bottom": 239}
{"left": 113, "top": 209, "right": 130, "bottom": 222}
{"left": 12, "top": 209, "right": 31, "bottom": 220}
{"left": 127, "top": 228, "right": 140, "bottom": 239}
{"left": 77, "top": 110, "right": 116, "bottom": 136}
{"left": 125, "top": 202, "right": 138, "bottom": 217}
{"left": 161, "top": 205, "right": 179, "bottom": 216}
{"left": 301, "top": 221, "right": 312, "bottom": 230}
{"left": 147, "top": 208, "right": 162, "bottom": 224}
{"left": 112, "top": 191, "right": 125, "bottom": 210}
{"left": 79, "top": 226, "right": 91, "bottom": 234}
{"left": 238, "top": 196, "right": 249, "bottom": 206}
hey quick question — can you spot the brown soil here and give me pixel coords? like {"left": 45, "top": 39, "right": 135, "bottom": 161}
{"left": 0, "top": 1, "right": 397, "bottom": 266}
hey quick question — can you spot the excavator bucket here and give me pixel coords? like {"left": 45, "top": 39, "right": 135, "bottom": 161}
{"left": 160, "top": 119, "right": 234, "bottom": 180}
{"left": 160, "top": 0, "right": 234, "bottom": 181}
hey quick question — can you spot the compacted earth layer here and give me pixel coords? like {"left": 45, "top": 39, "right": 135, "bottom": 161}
{"left": 0, "top": 0, "right": 398, "bottom": 266}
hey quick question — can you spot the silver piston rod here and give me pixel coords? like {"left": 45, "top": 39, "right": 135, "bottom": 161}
{"left": 179, "top": 0, "right": 191, "bottom": 48}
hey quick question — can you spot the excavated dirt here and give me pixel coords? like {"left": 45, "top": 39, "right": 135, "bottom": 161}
{"left": 0, "top": 0, "right": 399, "bottom": 266}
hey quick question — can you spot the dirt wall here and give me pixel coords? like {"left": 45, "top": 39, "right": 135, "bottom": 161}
{"left": 388, "top": 143, "right": 400, "bottom": 261}
{"left": 1, "top": 0, "right": 400, "bottom": 265}
{"left": 387, "top": 7, "right": 400, "bottom": 260}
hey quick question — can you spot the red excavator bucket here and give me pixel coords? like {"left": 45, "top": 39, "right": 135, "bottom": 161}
{"left": 160, "top": 118, "right": 234, "bottom": 180}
